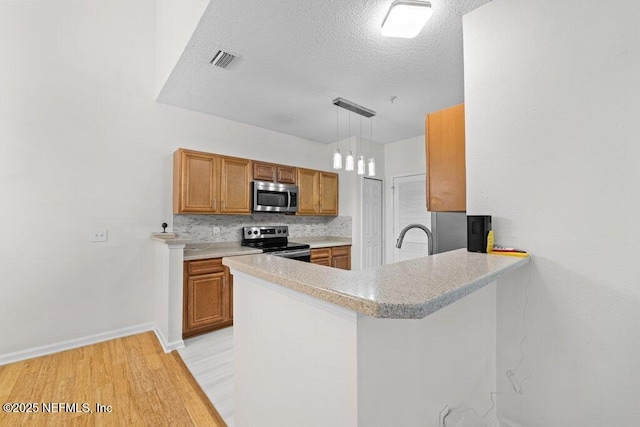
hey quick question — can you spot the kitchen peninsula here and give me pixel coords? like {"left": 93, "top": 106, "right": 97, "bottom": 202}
{"left": 224, "top": 250, "right": 530, "bottom": 426}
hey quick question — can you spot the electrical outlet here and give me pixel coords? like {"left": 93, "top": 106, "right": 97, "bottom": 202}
{"left": 213, "top": 226, "right": 221, "bottom": 237}
{"left": 306, "top": 225, "right": 311, "bottom": 233}
{"left": 90, "top": 229, "right": 108, "bottom": 242}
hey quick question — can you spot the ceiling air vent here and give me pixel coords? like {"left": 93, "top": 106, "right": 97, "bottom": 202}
{"left": 210, "top": 50, "right": 237, "bottom": 69}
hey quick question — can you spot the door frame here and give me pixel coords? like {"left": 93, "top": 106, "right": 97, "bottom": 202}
{"left": 361, "top": 177, "right": 384, "bottom": 269}
{"left": 386, "top": 173, "right": 428, "bottom": 264}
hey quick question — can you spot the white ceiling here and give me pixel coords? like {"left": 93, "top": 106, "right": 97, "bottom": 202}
{"left": 157, "top": 0, "right": 490, "bottom": 144}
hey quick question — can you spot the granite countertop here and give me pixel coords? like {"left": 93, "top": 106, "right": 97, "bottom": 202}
{"left": 180, "top": 236, "right": 351, "bottom": 260}
{"left": 183, "top": 242, "right": 262, "bottom": 260}
{"left": 289, "top": 236, "right": 352, "bottom": 249}
{"left": 223, "top": 249, "right": 530, "bottom": 319}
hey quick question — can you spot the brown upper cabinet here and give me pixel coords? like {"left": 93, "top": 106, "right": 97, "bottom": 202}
{"left": 173, "top": 148, "right": 252, "bottom": 214}
{"left": 425, "top": 104, "right": 466, "bottom": 212}
{"left": 253, "top": 161, "right": 297, "bottom": 184}
{"left": 297, "top": 168, "right": 338, "bottom": 216}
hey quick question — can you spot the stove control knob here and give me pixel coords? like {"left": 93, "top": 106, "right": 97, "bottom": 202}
{"left": 253, "top": 230, "right": 259, "bottom": 235}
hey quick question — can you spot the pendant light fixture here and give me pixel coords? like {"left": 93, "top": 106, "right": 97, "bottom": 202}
{"left": 331, "top": 97, "right": 376, "bottom": 175}
{"left": 368, "top": 117, "right": 376, "bottom": 177}
{"left": 345, "top": 112, "right": 354, "bottom": 171}
{"left": 357, "top": 116, "right": 365, "bottom": 175}
{"left": 332, "top": 106, "right": 342, "bottom": 170}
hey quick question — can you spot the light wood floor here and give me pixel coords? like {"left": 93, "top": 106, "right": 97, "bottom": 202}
{"left": 179, "top": 327, "right": 234, "bottom": 426}
{"left": 0, "top": 332, "right": 226, "bottom": 426}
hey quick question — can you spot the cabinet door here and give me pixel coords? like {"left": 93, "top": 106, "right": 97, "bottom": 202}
{"left": 330, "top": 246, "right": 351, "bottom": 270}
{"left": 253, "top": 161, "right": 276, "bottom": 182}
{"left": 174, "top": 150, "right": 218, "bottom": 214}
{"left": 310, "top": 248, "right": 332, "bottom": 267}
{"left": 319, "top": 172, "right": 339, "bottom": 215}
{"left": 312, "top": 258, "right": 331, "bottom": 267}
{"left": 426, "top": 104, "right": 466, "bottom": 212}
{"left": 220, "top": 156, "right": 252, "bottom": 214}
{"left": 183, "top": 271, "right": 230, "bottom": 336}
{"left": 297, "top": 168, "right": 319, "bottom": 215}
{"left": 310, "top": 248, "right": 331, "bottom": 261}
{"left": 277, "top": 165, "right": 297, "bottom": 184}
{"left": 226, "top": 266, "right": 233, "bottom": 320}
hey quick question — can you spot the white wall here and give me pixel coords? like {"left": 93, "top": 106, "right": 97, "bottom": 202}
{"left": 384, "top": 135, "right": 425, "bottom": 178}
{"left": 464, "top": 0, "right": 640, "bottom": 425}
{"left": 383, "top": 136, "right": 426, "bottom": 263}
{"left": 233, "top": 272, "right": 358, "bottom": 426}
{"left": 358, "top": 283, "right": 497, "bottom": 426}
{"left": 0, "top": 0, "right": 353, "bottom": 358}
{"left": 155, "top": 0, "right": 210, "bottom": 97}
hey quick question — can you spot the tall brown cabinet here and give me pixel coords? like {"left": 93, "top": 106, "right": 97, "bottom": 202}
{"left": 425, "top": 104, "right": 466, "bottom": 212}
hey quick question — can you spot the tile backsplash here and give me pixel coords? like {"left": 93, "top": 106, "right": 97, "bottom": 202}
{"left": 173, "top": 214, "right": 352, "bottom": 243}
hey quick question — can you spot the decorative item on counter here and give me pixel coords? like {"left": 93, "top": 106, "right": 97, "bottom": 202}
{"left": 152, "top": 222, "right": 178, "bottom": 239}
{"left": 467, "top": 215, "right": 492, "bottom": 253}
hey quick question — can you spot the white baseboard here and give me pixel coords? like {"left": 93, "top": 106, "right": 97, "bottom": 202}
{"left": 153, "top": 327, "right": 185, "bottom": 353}
{"left": 0, "top": 323, "right": 183, "bottom": 366}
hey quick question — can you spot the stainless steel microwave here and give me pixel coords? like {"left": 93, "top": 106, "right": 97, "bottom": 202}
{"left": 252, "top": 181, "right": 299, "bottom": 213}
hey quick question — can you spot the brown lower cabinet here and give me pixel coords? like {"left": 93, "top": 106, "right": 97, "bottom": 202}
{"left": 183, "top": 258, "right": 233, "bottom": 338}
{"left": 310, "top": 246, "right": 351, "bottom": 270}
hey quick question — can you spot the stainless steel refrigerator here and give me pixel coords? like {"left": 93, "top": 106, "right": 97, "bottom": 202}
{"left": 430, "top": 212, "right": 467, "bottom": 254}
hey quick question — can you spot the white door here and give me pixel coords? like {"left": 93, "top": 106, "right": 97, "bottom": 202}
{"left": 362, "top": 177, "right": 383, "bottom": 269}
{"left": 393, "top": 174, "right": 431, "bottom": 262}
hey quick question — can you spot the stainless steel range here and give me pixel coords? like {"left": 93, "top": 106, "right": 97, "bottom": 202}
{"left": 241, "top": 226, "right": 311, "bottom": 262}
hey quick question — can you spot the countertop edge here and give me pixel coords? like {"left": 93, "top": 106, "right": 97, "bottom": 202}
{"left": 182, "top": 236, "right": 351, "bottom": 259}
{"left": 224, "top": 250, "right": 531, "bottom": 319}
{"left": 184, "top": 247, "right": 263, "bottom": 260}
{"left": 375, "top": 255, "right": 530, "bottom": 319}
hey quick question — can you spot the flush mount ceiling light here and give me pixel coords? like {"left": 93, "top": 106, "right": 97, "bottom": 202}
{"left": 381, "top": 0, "right": 433, "bottom": 38}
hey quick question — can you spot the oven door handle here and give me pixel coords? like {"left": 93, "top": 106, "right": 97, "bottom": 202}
{"left": 271, "top": 249, "right": 310, "bottom": 258}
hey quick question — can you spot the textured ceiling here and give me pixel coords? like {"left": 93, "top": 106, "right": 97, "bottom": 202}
{"left": 157, "top": 0, "right": 491, "bottom": 144}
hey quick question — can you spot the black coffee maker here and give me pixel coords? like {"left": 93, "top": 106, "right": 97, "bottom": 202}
{"left": 467, "top": 215, "right": 492, "bottom": 253}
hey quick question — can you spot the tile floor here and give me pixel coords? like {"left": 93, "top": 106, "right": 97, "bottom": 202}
{"left": 178, "top": 327, "right": 234, "bottom": 426}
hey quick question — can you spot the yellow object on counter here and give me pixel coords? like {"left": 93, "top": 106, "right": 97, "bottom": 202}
{"left": 491, "top": 251, "right": 529, "bottom": 258}
{"left": 486, "top": 230, "right": 494, "bottom": 254}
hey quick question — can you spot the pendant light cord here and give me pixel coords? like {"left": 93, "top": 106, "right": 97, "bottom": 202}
{"left": 370, "top": 117, "right": 373, "bottom": 157}
{"left": 359, "top": 116, "right": 362, "bottom": 154}
{"left": 348, "top": 112, "right": 351, "bottom": 151}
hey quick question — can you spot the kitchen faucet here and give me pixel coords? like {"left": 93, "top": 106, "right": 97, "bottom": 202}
{"left": 395, "top": 224, "right": 433, "bottom": 255}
